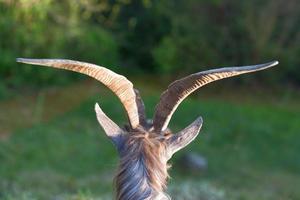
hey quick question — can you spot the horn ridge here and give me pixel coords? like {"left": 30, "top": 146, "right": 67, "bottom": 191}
{"left": 17, "top": 58, "right": 141, "bottom": 128}
{"left": 153, "top": 61, "right": 279, "bottom": 132}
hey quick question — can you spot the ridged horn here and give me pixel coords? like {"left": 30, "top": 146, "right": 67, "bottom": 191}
{"left": 17, "top": 58, "right": 140, "bottom": 128}
{"left": 153, "top": 61, "right": 279, "bottom": 132}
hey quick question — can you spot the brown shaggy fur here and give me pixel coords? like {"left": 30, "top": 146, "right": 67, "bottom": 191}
{"left": 115, "top": 127, "right": 172, "bottom": 200}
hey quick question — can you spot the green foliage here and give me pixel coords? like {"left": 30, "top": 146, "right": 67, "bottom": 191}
{"left": 114, "top": 0, "right": 171, "bottom": 71}
{"left": 0, "top": 0, "right": 299, "bottom": 91}
{"left": 152, "top": 37, "right": 177, "bottom": 73}
{"left": 0, "top": 1, "right": 119, "bottom": 89}
{"left": 153, "top": 0, "right": 300, "bottom": 84}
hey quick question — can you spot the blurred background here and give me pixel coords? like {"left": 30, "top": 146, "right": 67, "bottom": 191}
{"left": 0, "top": 0, "right": 299, "bottom": 199}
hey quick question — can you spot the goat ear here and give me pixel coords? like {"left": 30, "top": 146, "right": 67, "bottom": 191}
{"left": 95, "top": 103, "right": 124, "bottom": 148}
{"left": 167, "top": 117, "right": 203, "bottom": 157}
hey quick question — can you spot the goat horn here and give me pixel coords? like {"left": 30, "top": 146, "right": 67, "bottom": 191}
{"left": 153, "top": 61, "right": 279, "bottom": 132}
{"left": 17, "top": 58, "right": 140, "bottom": 128}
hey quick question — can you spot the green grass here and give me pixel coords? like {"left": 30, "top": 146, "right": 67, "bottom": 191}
{"left": 0, "top": 89, "right": 299, "bottom": 200}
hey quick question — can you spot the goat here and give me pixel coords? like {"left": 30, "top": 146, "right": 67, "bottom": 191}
{"left": 17, "top": 58, "right": 278, "bottom": 200}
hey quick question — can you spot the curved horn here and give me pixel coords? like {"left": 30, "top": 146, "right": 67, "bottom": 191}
{"left": 153, "top": 61, "right": 278, "bottom": 132}
{"left": 17, "top": 58, "right": 140, "bottom": 128}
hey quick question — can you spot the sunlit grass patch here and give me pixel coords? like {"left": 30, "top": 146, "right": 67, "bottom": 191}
{"left": 168, "top": 180, "right": 225, "bottom": 200}
{"left": 0, "top": 87, "right": 299, "bottom": 199}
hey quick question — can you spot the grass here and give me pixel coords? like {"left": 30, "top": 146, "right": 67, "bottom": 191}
{"left": 0, "top": 83, "right": 299, "bottom": 200}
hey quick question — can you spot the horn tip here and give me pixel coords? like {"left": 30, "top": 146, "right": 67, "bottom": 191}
{"left": 196, "top": 116, "right": 203, "bottom": 123}
{"left": 270, "top": 60, "right": 279, "bottom": 66}
{"left": 16, "top": 58, "right": 38, "bottom": 65}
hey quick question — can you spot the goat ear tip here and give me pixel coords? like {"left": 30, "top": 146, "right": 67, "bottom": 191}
{"left": 95, "top": 103, "right": 101, "bottom": 111}
{"left": 194, "top": 116, "right": 203, "bottom": 130}
{"left": 196, "top": 116, "right": 203, "bottom": 124}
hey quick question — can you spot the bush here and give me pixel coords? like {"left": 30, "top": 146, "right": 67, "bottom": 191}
{"left": 153, "top": 0, "right": 300, "bottom": 85}
{"left": 0, "top": 0, "right": 299, "bottom": 88}
{"left": 0, "top": 1, "right": 119, "bottom": 90}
